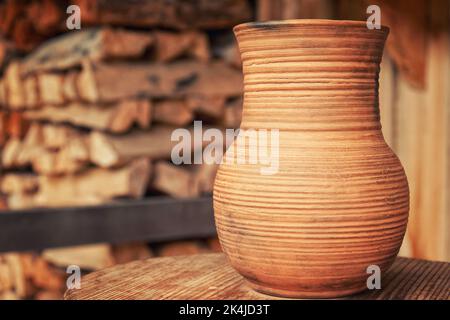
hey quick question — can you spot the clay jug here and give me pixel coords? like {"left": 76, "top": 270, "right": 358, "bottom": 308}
{"left": 213, "top": 20, "right": 409, "bottom": 298}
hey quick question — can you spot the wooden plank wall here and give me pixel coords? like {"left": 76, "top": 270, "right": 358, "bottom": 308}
{"left": 257, "top": 0, "right": 450, "bottom": 261}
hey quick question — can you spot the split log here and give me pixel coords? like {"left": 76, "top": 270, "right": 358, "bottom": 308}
{"left": 153, "top": 31, "right": 209, "bottom": 62}
{"left": 186, "top": 95, "right": 227, "bottom": 118}
{"left": 6, "top": 193, "right": 38, "bottom": 210}
{"left": 111, "top": 242, "right": 153, "bottom": 265}
{"left": 3, "top": 61, "right": 25, "bottom": 109}
{"left": 22, "top": 75, "right": 39, "bottom": 108}
{"left": 152, "top": 161, "right": 199, "bottom": 198}
{"left": 153, "top": 100, "right": 193, "bottom": 126}
{"left": 77, "top": 60, "right": 242, "bottom": 103}
{"left": 25, "top": 99, "right": 151, "bottom": 133}
{"left": 0, "top": 36, "right": 16, "bottom": 70}
{"left": 14, "top": 123, "right": 44, "bottom": 167}
{"left": 34, "top": 157, "right": 151, "bottom": 206}
{"left": 222, "top": 98, "right": 243, "bottom": 128}
{"left": 62, "top": 71, "right": 79, "bottom": 102}
{"left": 157, "top": 241, "right": 208, "bottom": 257}
{"left": 37, "top": 73, "right": 64, "bottom": 105}
{"left": 21, "top": 27, "right": 154, "bottom": 75}
{"left": 0, "top": 111, "right": 7, "bottom": 145}
{"left": 41, "top": 124, "right": 84, "bottom": 150}
{"left": 89, "top": 125, "right": 180, "bottom": 168}
{"left": 0, "top": 259, "right": 13, "bottom": 292}
{"left": 5, "top": 111, "right": 29, "bottom": 138}
{"left": 22, "top": 254, "right": 65, "bottom": 292}
{"left": 31, "top": 143, "right": 89, "bottom": 175}
{"left": 74, "top": 0, "right": 251, "bottom": 30}
{"left": 3, "top": 254, "right": 35, "bottom": 298}
{"left": 1, "top": 137, "right": 22, "bottom": 168}
{"left": 42, "top": 244, "right": 115, "bottom": 271}
{"left": 0, "top": 174, "right": 39, "bottom": 195}
{"left": 0, "top": 0, "right": 65, "bottom": 51}
{"left": 0, "top": 80, "right": 6, "bottom": 106}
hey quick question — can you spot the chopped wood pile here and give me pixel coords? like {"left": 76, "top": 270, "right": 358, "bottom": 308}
{"left": 0, "top": 239, "right": 222, "bottom": 300}
{"left": 0, "top": 0, "right": 247, "bottom": 300}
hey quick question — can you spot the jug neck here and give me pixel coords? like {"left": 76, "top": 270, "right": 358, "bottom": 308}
{"left": 234, "top": 20, "right": 389, "bottom": 132}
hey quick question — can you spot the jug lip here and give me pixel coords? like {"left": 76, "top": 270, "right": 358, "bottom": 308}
{"left": 234, "top": 19, "right": 389, "bottom": 33}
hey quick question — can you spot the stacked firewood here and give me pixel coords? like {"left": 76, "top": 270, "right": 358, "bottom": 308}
{"left": 0, "top": 239, "right": 222, "bottom": 300}
{"left": 0, "top": 0, "right": 248, "bottom": 299}
{"left": 0, "top": 26, "right": 243, "bottom": 208}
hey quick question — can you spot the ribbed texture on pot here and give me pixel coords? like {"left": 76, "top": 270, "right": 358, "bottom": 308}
{"left": 213, "top": 20, "right": 409, "bottom": 298}
{"left": 235, "top": 19, "right": 388, "bottom": 131}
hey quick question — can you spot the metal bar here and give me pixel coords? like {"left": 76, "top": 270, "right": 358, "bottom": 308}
{"left": 0, "top": 196, "right": 216, "bottom": 253}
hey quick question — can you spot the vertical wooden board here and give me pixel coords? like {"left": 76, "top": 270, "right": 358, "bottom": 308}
{"left": 257, "top": 0, "right": 282, "bottom": 20}
{"left": 379, "top": 54, "right": 396, "bottom": 149}
{"left": 418, "top": 0, "right": 450, "bottom": 261}
{"left": 396, "top": 0, "right": 450, "bottom": 261}
{"left": 447, "top": 1, "right": 450, "bottom": 262}
{"left": 395, "top": 75, "right": 425, "bottom": 258}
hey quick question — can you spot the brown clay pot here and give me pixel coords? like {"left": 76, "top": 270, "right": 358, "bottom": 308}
{"left": 213, "top": 20, "right": 409, "bottom": 298}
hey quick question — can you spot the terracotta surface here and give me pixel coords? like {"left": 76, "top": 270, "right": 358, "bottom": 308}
{"left": 213, "top": 20, "right": 410, "bottom": 298}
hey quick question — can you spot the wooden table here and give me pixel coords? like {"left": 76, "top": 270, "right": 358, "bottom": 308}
{"left": 65, "top": 253, "right": 449, "bottom": 300}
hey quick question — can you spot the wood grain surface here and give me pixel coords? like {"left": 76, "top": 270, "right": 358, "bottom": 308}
{"left": 65, "top": 253, "right": 449, "bottom": 300}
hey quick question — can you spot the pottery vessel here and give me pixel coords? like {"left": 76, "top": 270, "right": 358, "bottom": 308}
{"left": 213, "top": 20, "right": 409, "bottom": 298}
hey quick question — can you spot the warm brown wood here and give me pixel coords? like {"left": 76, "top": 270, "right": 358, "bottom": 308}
{"left": 153, "top": 31, "right": 210, "bottom": 62}
{"left": 23, "top": 75, "right": 39, "bottom": 108}
{"left": 23, "top": 254, "right": 65, "bottom": 292}
{"left": 21, "top": 28, "right": 154, "bottom": 75}
{"left": 0, "top": 173, "right": 38, "bottom": 195}
{"left": 371, "top": 0, "right": 426, "bottom": 89}
{"left": 34, "top": 157, "right": 151, "bottom": 206}
{"left": 111, "top": 242, "right": 153, "bottom": 265}
{"left": 1, "top": 137, "right": 22, "bottom": 168}
{"left": 88, "top": 125, "right": 185, "bottom": 168}
{"left": 152, "top": 161, "right": 199, "bottom": 198}
{"left": 186, "top": 95, "right": 227, "bottom": 119}
{"left": 65, "top": 253, "right": 450, "bottom": 300}
{"left": 0, "top": 36, "right": 15, "bottom": 70}
{"left": 37, "top": 73, "right": 65, "bottom": 105}
{"left": 222, "top": 98, "right": 242, "bottom": 128}
{"left": 25, "top": 99, "right": 151, "bottom": 133}
{"left": 192, "top": 162, "right": 219, "bottom": 195}
{"left": 3, "top": 61, "right": 25, "bottom": 109}
{"left": 0, "top": 0, "right": 65, "bottom": 51}
{"left": 379, "top": 54, "right": 396, "bottom": 149}
{"left": 30, "top": 145, "right": 89, "bottom": 175}
{"left": 73, "top": 0, "right": 251, "bottom": 30}
{"left": 11, "top": 123, "right": 45, "bottom": 168}
{"left": 157, "top": 241, "right": 208, "bottom": 257}
{"left": 5, "top": 111, "right": 29, "bottom": 138}
{"left": 153, "top": 100, "right": 192, "bottom": 126}
{"left": 42, "top": 244, "right": 115, "bottom": 271}
{"left": 77, "top": 60, "right": 242, "bottom": 103}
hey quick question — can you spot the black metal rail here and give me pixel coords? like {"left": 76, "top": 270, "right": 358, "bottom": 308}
{"left": 0, "top": 196, "right": 216, "bottom": 253}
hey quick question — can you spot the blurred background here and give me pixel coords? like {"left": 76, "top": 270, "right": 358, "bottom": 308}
{"left": 0, "top": 0, "right": 448, "bottom": 299}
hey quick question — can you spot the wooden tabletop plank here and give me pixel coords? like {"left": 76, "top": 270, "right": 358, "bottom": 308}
{"left": 65, "top": 253, "right": 449, "bottom": 300}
